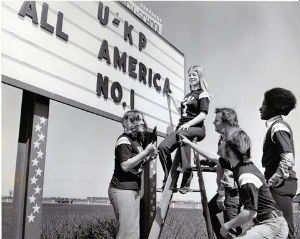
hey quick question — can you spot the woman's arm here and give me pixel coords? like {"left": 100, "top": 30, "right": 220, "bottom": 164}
{"left": 187, "top": 112, "right": 207, "bottom": 127}
{"left": 178, "top": 135, "right": 220, "bottom": 163}
{"left": 121, "top": 143, "right": 156, "bottom": 172}
{"left": 178, "top": 112, "right": 207, "bottom": 131}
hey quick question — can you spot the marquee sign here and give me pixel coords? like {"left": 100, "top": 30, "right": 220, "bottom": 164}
{"left": 2, "top": 1, "right": 185, "bottom": 134}
{"left": 121, "top": 1, "right": 163, "bottom": 35}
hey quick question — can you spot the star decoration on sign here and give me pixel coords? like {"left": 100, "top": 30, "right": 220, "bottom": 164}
{"left": 30, "top": 176, "right": 38, "bottom": 185}
{"left": 32, "top": 158, "right": 39, "bottom": 166}
{"left": 35, "top": 168, "right": 43, "bottom": 176}
{"left": 39, "top": 116, "right": 47, "bottom": 124}
{"left": 34, "top": 185, "right": 41, "bottom": 194}
{"left": 35, "top": 124, "right": 42, "bottom": 132}
{"left": 33, "top": 204, "right": 40, "bottom": 213}
{"left": 27, "top": 213, "right": 35, "bottom": 223}
{"left": 28, "top": 195, "right": 36, "bottom": 204}
{"left": 38, "top": 133, "right": 45, "bottom": 142}
{"left": 37, "top": 150, "right": 44, "bottom": 159}
{"left": 33, "top": 140, "right": 40, "bottom": 149}
{"left": 27, "top": 115, "right": 47, "bottom": 225}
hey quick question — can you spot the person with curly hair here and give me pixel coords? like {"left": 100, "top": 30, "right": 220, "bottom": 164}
{"left": 108, "top": 110, "right": 157, "bottom": 239}
{"left": 259, "top": 87, "right": 297, "bottom": 239}
{"left": 178, "top": 127, "right": 288, "bottom": 239}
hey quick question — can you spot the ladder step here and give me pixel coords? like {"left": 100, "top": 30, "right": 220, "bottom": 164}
{"left": 156, "top": 188, "right": 200, "bottom": 193}
{"left": 191, "top": 166, "right": 217, "bottom": 172}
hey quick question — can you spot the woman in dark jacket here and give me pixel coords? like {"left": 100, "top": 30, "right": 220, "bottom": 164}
{"left": 108, "top": 110, "right": 156, "bottom": 239}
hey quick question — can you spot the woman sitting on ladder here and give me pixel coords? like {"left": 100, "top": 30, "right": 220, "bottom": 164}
{"left": 158, "top": 65, "right": 210, "bottom": 194}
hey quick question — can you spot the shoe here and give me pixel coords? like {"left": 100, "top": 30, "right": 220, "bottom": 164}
{"left": 179, "top": 171, "right": 193, "bottom": 194}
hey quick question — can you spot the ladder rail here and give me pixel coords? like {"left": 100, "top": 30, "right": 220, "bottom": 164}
{"left": 194, "top": 153, "right": 215, "bottom": 239}
{"left": 149, "top": 138, "right": 215, "bottom": 239}
{"left": 148, "top": 149, "right": 181, "bottom": 239}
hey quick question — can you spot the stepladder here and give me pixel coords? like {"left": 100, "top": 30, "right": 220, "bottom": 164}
{"left": 148, "top": 138, "right": 216, "bottom": 239}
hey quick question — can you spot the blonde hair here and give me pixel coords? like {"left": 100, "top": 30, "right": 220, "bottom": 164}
{"left": 188, "top": 65, "right": 210, "bottom": 94}
{"left": 224, "top": 127, "right": 252, "bottom": 164}
{"left": 122, "top": 110, "right": 147, "bottom": 134}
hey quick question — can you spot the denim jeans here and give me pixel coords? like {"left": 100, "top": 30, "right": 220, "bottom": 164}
{"left": 237, "top": 216, "right": 288, "bottom": 239}
{"left": 108, "top": 186, "right": 140, "bottom": 239}
{"left": 207, "top": 191, "right": 241, "bottom": 239}
{"left": 270, "top": 177, "right": 298, "bottom": 239}
{"left": 158, "top": 126, "right": 205, "bottom": 182}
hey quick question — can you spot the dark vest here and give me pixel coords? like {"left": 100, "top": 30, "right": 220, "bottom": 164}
{"left": 262, "top": 119, "right": 294, "bottom": 180}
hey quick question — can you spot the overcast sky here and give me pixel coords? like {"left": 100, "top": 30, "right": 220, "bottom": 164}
{"left": 2, "top": 1, "right": 300, "bottom": 202}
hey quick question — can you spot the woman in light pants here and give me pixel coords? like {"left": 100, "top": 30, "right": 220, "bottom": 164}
{"left": 108, "top": 110, "right": 156, "bottom": 239}
{"left": 108, "top": 188, "right": 140, "bottom": 238}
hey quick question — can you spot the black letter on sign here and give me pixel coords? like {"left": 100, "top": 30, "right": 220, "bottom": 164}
{"left": 98, "top": 2, "right": 109, "bottom": 25}
{"left": 153, "top": 73, "right": 161, "bottom": 92}
{"left": 111, "top": 82, "right": 123, "bottom": 103}
{"left": 96, "top": 73, "right": 109, "bottom": 99}
{"left": 163, "top": 78, "right": 172, "bottom": 94}
{"left": 128, "top": 56, "right": 137, "bottom": 79}
{"left": 18, "top": 1, "right": 38, "bottom": 24}
{"left": 56, "top": 12, "right": 68, "bottom": 41}
{"left": 98, "top": 40, "right": 111, "bottom": 64}
{"left": 114, "top": 47, "right": 127, "bottom": 72}
{"left": 139, "top": 32, "right": 147, "bottom": 51}
{"left": 148, "top": 68, "right": 152, "bottom": 87}
{"left": 41, "top": 3, "right": 54, "bottom": 33}
{"left": 139, "top": 62, "right": 147, "bottom": 84}
{"left": 124, "top": 21, "right": 133, "bottom": 45}
{"left": 130, "top": 89, "right": 135, "bottom": 109}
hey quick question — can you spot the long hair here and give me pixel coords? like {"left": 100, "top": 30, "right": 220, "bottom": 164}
{"left": 188, "top": 65, "right": 210, "bottom": 94}
{"left": 223, "top": 127, "right": 252, "bottom": 164}
{"left": 215, "top": 108, "right": 239, "bottom": 127}
{"left": 122, "top": 109, "right": 147, "bottom": 134}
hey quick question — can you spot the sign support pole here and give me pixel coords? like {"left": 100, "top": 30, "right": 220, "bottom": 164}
{"left": 12, "top": 91, "right": 50, "bottom": 239}
{"left": 140, "top": 159, "right": 157, "bottom": 238}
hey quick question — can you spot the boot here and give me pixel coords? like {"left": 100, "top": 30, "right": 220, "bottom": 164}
{"left": 179, "top": 170, "right": 193, "bottom": 194}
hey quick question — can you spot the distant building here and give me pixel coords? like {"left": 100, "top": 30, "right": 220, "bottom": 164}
{"left": 87, "top": 197, "right": 110, "bottom": 205}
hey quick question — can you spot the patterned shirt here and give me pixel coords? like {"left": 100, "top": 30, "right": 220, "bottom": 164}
{"left": 216, "top": 135, "right": 237, "bottom": 191}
